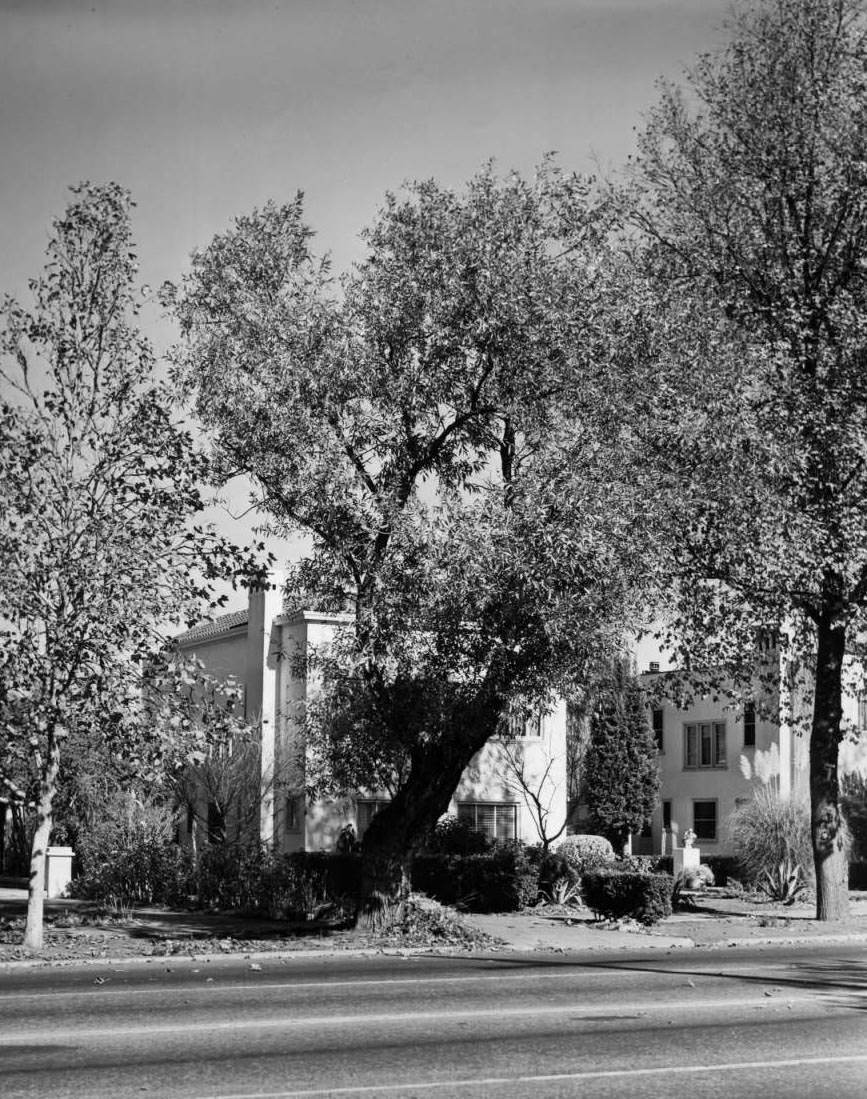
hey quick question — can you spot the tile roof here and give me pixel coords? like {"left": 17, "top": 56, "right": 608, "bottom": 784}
{"left": 174, "top": 609, "right": 249, "bottom": 645}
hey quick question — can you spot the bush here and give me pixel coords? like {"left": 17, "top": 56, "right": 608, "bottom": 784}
{"left": 555, "top": 834, "right": 616, "bottom": 876}
{"left": 71, "top": 795, "right": 193, "bottom": 908}
{"left": 582, "top": 868, "right": 673, "bottom": 925}
{"left": 73, "top": 814, "right": 361, "bottom": 922}
{"left": 412, "top": 844, "right": 540, "bottom": 913}
{"left": 194, "top": 847, "right": 360, "bottom": 919}
{"left": 700, "top": 856, "right": 739, "bottom": 884}
{"left": 679, "top": 863, "right": 715, "bottom": 890}
{"left": 538, "top": 850, "right": 581, "bottom": 899}
{"left": 617, "top": 855, "right": 665, "bottom": 876}
{"left": 423, "top": 815, "right": 492, "bottom": 856}
{"left": 728, "top": 788, "right": 814, "bottom": 888}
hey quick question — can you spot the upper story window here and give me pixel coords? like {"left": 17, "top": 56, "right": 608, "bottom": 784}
{"left": 684, "top": 722, "right": 726, "bottom": 769}
{"left": 652, "top": 708, "right": 664, "bottom": 752}
{"left": 743, "top": 702, "right": 756, "bottom": 748}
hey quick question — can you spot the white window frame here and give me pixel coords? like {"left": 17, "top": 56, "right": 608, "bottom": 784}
{"left": 684, "top": 722, "right": 727, "bottom": 769}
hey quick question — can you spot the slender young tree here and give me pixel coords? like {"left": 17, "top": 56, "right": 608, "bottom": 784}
{"left": 628, "top": 0, "right": 867, "bottom": 918}
{"left": 0, "top": 183, "right": 258, "bottom": 951}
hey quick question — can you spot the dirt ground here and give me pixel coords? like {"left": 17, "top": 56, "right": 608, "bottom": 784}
{"left": 3, "top": 883, "right": 867, "bottom": 965}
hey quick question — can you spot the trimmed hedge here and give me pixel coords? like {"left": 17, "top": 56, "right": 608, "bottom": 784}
{"left": 582, "top": 868, "right": 674, "bottom": 925}
{"left": 555, "top": 834, "right": 615, "bottom": 875}
{"left": 412, "top": 844, "right": 540, "bottom": 912}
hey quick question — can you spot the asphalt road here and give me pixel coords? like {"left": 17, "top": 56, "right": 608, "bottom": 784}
{"left": 2, "top": 944, "right": 867, "bottom": 1098}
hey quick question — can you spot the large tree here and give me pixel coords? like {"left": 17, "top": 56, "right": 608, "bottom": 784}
{"left": 170, "top": 166, "right": 650, "bottom": 915}
{"left": 0, "top": 183, "right": 258, "bottom": 951}
{"left": 629, "top": 0, "right": 867, "bottom": 918}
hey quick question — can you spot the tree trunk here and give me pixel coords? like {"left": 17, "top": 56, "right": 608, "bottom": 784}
{"left": 810, "top": 616, "right": 849, "bottom": 921}
{"left": 23, "top": 730, "right": 61, "bottom": 953}
{"left": 355, "top": 740, "right": 482, "bottom": 928}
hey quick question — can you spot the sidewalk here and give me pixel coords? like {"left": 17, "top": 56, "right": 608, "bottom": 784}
{"left": 464, "top": 891, "right": 867, "bottom": 952}
{"left": 3, "top": 884, "right": 867, "bottom": 966}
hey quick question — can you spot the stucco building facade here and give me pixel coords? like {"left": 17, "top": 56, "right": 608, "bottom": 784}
{"left": 175, "top": 582, "right": 568, "bottom": 852}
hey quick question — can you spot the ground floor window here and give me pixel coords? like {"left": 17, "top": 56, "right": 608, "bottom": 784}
{"left": 356, "top": 798, "right": 390, "bottom": 839}
{"left": 692, "top": 799, "right": 718, "bottom": 842}
{"left": 457, "top": 802, "right": 517, "bottom": 842}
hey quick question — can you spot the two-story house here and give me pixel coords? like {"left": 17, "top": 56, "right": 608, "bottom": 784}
{"left": 174, "top": 580, "right": 568, "bottom": 852}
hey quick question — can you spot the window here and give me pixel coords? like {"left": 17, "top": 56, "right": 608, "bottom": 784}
{"left": 684, "top": 722, "right": 726, "bottom": 769}
{"left": 743, "top": 702, "right": 756, "bottom": 748}
{"left": 662, "top": 800, "right": 672, "bottom": 830}
{"left": 692, "top": 800, "right": 717, "bottom": 842}
{"left": 652, "top": 708, "right": 664, "bottom": 752}
{"left": 286, "top": 796, "right": 302, "bottom": 832}
{"left": 356, "top": 798, "right": 390, "bottom": 839}
{"left": 859, "top": 694, "right": 867, "bottom": 733}
{"left": 457, "top": 802, "right": 517, "bottom": 842}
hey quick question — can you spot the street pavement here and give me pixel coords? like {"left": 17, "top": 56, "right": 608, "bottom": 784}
{"left": 2, "top": 943, "right": 867, "bottom": 1097}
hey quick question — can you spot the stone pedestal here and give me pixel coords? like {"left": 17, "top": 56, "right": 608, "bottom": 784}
{"left": 672, "top": 845, "right": 700, "bottom": 879}
{"left": 45, "top": 846, "right": 74, "bottom": 898}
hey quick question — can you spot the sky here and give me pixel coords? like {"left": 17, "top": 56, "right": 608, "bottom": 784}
{"left": 0, "top": 0, "right": 732, "bottom": 605}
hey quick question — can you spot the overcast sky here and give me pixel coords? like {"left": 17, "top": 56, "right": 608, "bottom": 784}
{"left": 1, "top": 0, "right": 732, "bottom": 592}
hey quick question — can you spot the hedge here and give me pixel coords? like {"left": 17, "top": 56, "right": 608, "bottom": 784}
{"left": 412, "top": 845, "right": 540, "bottom": 912}
{"left": 581, "top": 868, "right": 673, "bottom": 925}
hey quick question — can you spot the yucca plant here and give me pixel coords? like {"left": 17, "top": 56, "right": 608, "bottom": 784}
{"left": 761, "top": 858, "right": 806, "bottom": 905}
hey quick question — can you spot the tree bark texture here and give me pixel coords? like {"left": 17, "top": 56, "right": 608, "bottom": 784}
{"left": 23, "top": 730, "right": 61, "bottom": 953}
{"left": 810, "top": 617, "right": 849, "bottom": 921}
{"left": 355, "top": 734, "right": 490, "bottom": 928}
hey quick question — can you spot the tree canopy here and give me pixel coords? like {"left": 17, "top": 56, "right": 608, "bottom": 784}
{"left": 170, "top": 165, "right": 653, "bottom": 909}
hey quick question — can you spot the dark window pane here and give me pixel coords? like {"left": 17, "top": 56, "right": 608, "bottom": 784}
{"left": 744, "top": 703, "right": 756, "bottom": 747}
{"left": 652, "top": 709, "right": 664, "bottom": 751}
{"left": 693, "top": 801, "right": 717, "bottom": 840}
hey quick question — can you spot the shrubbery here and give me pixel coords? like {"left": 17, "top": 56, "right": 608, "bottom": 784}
{"left": 728, "top": 788, "right": 815, "bottom": 896}
{"left": 581, "top": 868, "right": 673, "bottom": 925}
{"left": 72, "top": 808, "right": 362, "bottom": 920}
{"left": 72, "top": 796, "right": 192, "bottom": 909}
{"left": 424, "top": 815, "right": 492, "bottom": 856}
{"left": 554, "top": 834, "right": 616, "bottom": 876}
{"left": 412, "top": 843, "right": 540, "bottom": 912}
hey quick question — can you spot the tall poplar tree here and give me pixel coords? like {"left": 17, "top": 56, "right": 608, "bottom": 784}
{"left": 630, "top": 0, "right": 867, "bottom": 917}
{"left": 0, "top": 184, "right": 256, "bottom": 951}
